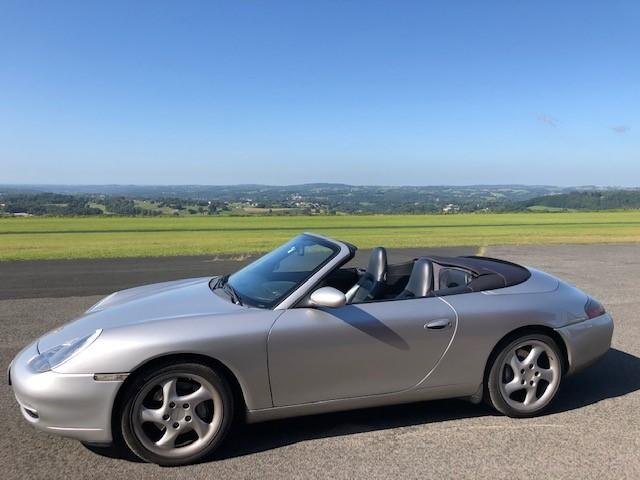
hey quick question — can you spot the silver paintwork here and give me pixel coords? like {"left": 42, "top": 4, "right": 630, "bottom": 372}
{"left": 9, "top": 233, "right": 614, "bottom": 445}
{"left": 309, "top": 286, "right": 347, "bottom": 308}
{"left": 267, "top": 295, "right": 457, "bottom": 405}
{"left": 556, "top": 312, "right": 614, "bottom": 374}
{"left": 11, "top": 341, "right": 121, "bottom": 442}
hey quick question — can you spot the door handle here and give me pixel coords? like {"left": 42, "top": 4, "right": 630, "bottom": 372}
{"left": 425, "top": 319, "right": 451, "bottom": 330}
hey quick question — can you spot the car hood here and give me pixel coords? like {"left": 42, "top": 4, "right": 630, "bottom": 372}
{"left": 37, "top": 276, "right": 242, "bottom": 352}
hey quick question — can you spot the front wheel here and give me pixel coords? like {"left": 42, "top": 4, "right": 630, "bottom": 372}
{"left": 119, "top": 362, "right": 233, "bottom": 466}
{"left": 486, "top": 333, "right": 563, "bottom": 417}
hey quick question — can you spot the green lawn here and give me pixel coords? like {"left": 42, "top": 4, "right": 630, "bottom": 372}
{"left": 1, "top": 211, "right": 640, "bottom": 260}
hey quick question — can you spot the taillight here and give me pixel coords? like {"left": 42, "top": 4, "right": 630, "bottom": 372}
{"left": 585, "top": 298, "right": 606, "bottom": 319}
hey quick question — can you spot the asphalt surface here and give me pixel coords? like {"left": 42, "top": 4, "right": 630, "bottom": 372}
{"left": 1, "top": 244, "right": 639, "bottom": 479}
{"left": 0, "top": 246, "right": 475, "bottom": 300}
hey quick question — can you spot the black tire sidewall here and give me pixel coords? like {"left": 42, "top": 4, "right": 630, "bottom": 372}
{"left": 487, "top": 333, "right": 563, "bottom": 418}
{"left": 119, "top": 362, "right": 234, "bottom": 466}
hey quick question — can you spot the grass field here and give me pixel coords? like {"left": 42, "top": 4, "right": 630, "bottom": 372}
{"left": 1, "top": 211, "right": 640, "bottom": 260}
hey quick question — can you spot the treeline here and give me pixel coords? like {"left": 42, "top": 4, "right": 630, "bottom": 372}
{"left": 0, "top": 193, "right": 227, "bottom": 216}
{"left": 3, "top": 189, "right": 640, "bottom": 216}
{"left": 102, "top": 197, "right": 161, "bottom": 216}
{"left": 0, "top": 193, "right": 164, "bottom": 216}
{"left": 521, "top": 191, "right": 640, "bottom": 210}
{"left": 0, "top": 193, "right": 103, "bottom": 216}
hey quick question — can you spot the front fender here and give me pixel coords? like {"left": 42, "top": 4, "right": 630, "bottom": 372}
{"left": 53, "top": 310, "right": 281, "bottom": 410}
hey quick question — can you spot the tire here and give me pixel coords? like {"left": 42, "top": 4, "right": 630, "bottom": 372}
{"left": 486, "top": 333, "right": 563, "bottom": 418}
{"left": 119, "top": 362, "right": 234, "bottom": 466}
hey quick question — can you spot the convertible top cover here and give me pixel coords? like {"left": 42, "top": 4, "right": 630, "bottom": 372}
{"left": 425, "top": 255, "right": 531, "bottom": 294}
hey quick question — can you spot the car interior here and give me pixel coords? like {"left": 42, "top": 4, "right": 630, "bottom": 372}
{"left": 315, "top": 246, "right": 531, "bottom": 305}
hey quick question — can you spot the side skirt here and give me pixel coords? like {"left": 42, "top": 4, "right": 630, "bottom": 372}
{"left": 246, "top": 383, "right": 476, "bottom": 423}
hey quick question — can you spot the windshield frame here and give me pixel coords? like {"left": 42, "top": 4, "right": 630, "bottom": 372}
{"left": 223, "top": 233, "right": 346, "bottom": 310}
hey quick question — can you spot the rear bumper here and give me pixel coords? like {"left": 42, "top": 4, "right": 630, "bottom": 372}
{"left": 556, "top": 313, "right": 614, "bottom": 375}
{"left": 9, "top": 342, "right": 122, "bottom": 443}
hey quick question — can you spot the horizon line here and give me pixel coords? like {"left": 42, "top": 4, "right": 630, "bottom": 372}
{"left": 2, "top": 183, "right": 638, "bottom": 189}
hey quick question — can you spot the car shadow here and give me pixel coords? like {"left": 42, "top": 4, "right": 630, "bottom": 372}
{"left": 85, "top": 348, "right": 640, "bottom": 464}
{"left": 323, "top": 305, "right": 410, "bottom": 350}
{"left": 548, "top": 348, "right": 640, "bottom": 413}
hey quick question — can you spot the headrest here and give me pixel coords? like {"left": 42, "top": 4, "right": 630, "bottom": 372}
{"left": 367, "top": 247, "right": 388, "bottom": 282}
{"left": 404, "top": 258, "right": 433, "bottom": 297}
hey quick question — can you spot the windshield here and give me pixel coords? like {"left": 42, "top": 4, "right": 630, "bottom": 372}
{"left": 224, "top": 234, "right": 339, "bottom": 308}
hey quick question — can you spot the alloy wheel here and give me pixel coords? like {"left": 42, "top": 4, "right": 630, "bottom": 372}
{"left": 498, "top": 339, "right": 561, "bottom": 413}
{"left": 131, "top": 373, "right": 224, "bottom": 459}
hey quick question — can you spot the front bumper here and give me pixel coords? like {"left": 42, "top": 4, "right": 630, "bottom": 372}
{"left": 9, "top": 341, "right": 123, "bottom": 443}
{"left": 556, "top": 313, "right": 614, "bottom": 375}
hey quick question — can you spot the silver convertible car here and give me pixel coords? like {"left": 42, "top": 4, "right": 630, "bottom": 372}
{"left": 9, "top": 233, "right": 613, "bottom": 465}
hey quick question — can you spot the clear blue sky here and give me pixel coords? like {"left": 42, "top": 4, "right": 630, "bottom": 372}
{"left": 1, "top": 1, "right": 638, "bottom": 186}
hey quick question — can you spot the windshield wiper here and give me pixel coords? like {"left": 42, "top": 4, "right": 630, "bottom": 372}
{"left": 223, "top": 282, "right": 243, "bottom": 306}
{"left": 215, "top": 274, "right": 230, "bottom": 288}
{"left": 214, "top": 274, "right": 243, "bottom": 306}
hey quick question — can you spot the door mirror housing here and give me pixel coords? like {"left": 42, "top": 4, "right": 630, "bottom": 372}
{"left": 309, "top": 286, "right": 347, "bottom": 308}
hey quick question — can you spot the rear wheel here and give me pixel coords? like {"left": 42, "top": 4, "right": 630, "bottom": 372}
{"left": 119, "top": 362, "right": 233, "bottom": 466}
{"left": 486, "top": 333, "right": 563, "bottom": 417}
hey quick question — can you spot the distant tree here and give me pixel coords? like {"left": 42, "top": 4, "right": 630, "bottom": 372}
{"left": 520, "top": 191, "right": 640, "bottom": 210}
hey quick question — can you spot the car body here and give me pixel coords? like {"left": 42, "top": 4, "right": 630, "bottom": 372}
{"left": 9, "top": 232, "right": 614, "bottom": 465}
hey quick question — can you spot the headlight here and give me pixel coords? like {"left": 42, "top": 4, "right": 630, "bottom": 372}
{"left": 28, "top": 330, "right": 102, "bottom": 372}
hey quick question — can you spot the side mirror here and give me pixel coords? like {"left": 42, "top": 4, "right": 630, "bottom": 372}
{"left": 309, "top": 286, "right": 347, "bottom": 308}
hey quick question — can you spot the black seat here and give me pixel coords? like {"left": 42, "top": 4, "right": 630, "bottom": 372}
{"left": 346, "top": 247, "right": 388, "bottom": 303}
{"left": 396, "top": 258, "right": 433, "bottom": 299}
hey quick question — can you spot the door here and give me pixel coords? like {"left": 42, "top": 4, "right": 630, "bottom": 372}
{"left": 268, "top": 297, "right": 457, "bottom": 406}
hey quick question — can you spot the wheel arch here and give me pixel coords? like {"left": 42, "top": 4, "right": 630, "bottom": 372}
{"left": 110, "top": 352, "right": 248, "bottom": 444}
